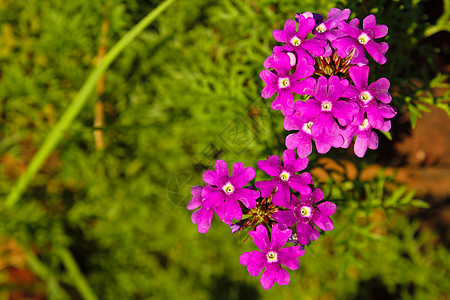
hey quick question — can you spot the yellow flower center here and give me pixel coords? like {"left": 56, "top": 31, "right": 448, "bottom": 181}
{"left": 290, "top": 36, "right": 302, "bottom": 47}
{"left": 266, "top": 251, "right": 278, "bottom": 262}
{"left": 358, "top": 32, "right": 370, "bottom": 45}
{"left": 316, "top": 23, "right": 326, "bottom": 33}
{"left": 321, "top": 101, "right": 332, "bottom": 111}
{"left": 279, "top": 171, "right": 291, "bottom": 181}
{"left": 222, "top": 182, "right": 235, "bottom": 195}
{"left": 359, "top": 91, "right": 373, "bottom": 104}
{"left": 300, "top": 206, "right": 312, "bottom": 217}
{"left": 278, "top": 77, "right": 290, "bottom": 88}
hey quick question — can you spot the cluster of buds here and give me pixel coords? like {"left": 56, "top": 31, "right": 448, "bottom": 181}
{"left": 188, "top": 8, "right": 394, "bottom": 289}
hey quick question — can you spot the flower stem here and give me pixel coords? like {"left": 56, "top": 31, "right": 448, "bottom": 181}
{"left": 5, "top": 0, "right": 175, "bottom": 208}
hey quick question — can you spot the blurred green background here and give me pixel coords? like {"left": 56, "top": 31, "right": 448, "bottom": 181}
{"left": 0, "top": 0, "right": 449, "bottom": 299}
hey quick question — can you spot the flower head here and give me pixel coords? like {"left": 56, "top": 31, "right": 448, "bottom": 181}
{"left": 239, "top": 224, "right": 305, "bottom": 289}
{"left": 272, "top": 15, "right": 327, "bottom": 64}
{"left": 313, "top": 8, "right": 351, "bottom": 42}
{"left": 255, "top": 149, "right": 313, "bottom": 207}
{"left": 261, "top": 52, "right": 315, "bottom": 116}
{"left": 284, "top": 105, "right": 344, "bottom": 157}
{"left": 201, "top": 160, "right": 260, "bottom": 225}
{"left": 346, "top": 65, "right": 396, "bottom": 129}
{"left": 332, "top": 15, "right": 389, "bottom": 65}
{"left": 273, "top": 188, "right": 336, "bottom": 245}
{"left": 296, "top": 75, "right": 359, "bottom": 136}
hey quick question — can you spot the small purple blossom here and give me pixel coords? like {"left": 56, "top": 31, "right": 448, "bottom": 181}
{"left": 187, "top": 186, "right": 216, "bottom": 233}
{"left": 340, "top": 65, "right": 397, "bottom": 157}
{"left": 255, "top": 149, "right": 312, "bottom": 207}
{"left": 201, "top": 160, "right": 260, "bottom": 225}
{"left": 346, "top": 65, "right": 396, "bottom": 129}
{"left": 261, "top": 52, "right": 316, "bottom": 116}
{"left": 272, "top": 15, "right": 327, "bottom": 64}
{"left": 284, "top": 104, "right": 344, "bottom": 157}
{"left": 239, "top": 224, "right": 305, "bottom": 289}
{"left": 296, "top": 75, "right": 360, "bottom": 136}
{"left": 332, "top": 15, "right": 389, "bottom": 65}
{"left": 273, "top": 188, "right": 336, "bottom": 245}
{"left": 313, "top": 8, "right": 351, "bottom": 42}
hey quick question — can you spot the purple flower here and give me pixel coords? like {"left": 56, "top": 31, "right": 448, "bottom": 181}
{"left": 340, "top": 65, "right": 396, "bottom": 157}
{"left": 296, "top": 11, "right": 323, "bottom": 26}
{"left": 332, "top": 15, "right": 389, "bottom": 65}
{"left": 313, "top": 8, "right": 351, "bottom": 42}
{"left": 346, "top": 65, "right": 396, "bottom": 129}
{"left": 272, "top": 15, "right": 327, "bottom": 64}
{"left": 284, "top": 103, "right": 344, "bottom": 157}
{"left": 202, "top": 160, "right": 260, "bottom": 225}
{"left": 239, "top": 224, "right": 305, "bottom": 289}
{"left": 261, "top": 52, "right": 316, "bottom": 116}
{"left": 273, "top": 188, "right": 336, "bottom": 245}
{"left": 341, "top": 115, "right": 394, "bottom": 157}
{"left": 255, "top": 149, "right": 312, "bottom": 207}
{"left": 187, "top": 186, "right": 216, "bottom": 233}
{"left": 296, "top": 75, "right": 359, "bottom": 136}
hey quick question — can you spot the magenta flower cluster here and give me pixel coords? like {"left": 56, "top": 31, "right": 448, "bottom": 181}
{"left": 262, "top": 8, "right": 396, "bottom": 158}
{"left": 188, "top": 8, "right": 395, "bottom": 290}
{"left": 188, "top": 149, "right": 335, "bottom": 289}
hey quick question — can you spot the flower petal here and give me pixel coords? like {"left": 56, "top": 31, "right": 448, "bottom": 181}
{"left": 231, "top": 162, "right": 255, "bottom": 187}
{"left": 296, "top": 222, "right": 319, "bottom": 245}
{"left": 234, "top": 187, "right": 259, "bottom": 209}
{"left": 272, "top": 183, "right": 291, "bottom": 207}
{"left": 249, "top": 225, "right": 271, "bottom": 252}
{"left": 289, "top": 173, "right": 313, "bottom": 195}
{"left": 349, "top": 65, "right": 369, "bottom": 91}
{"left": 270, "top": 224, "right": 292, "bottom": 250}
{"left": 214, "top": 159, "right": 229, "bottom": 177}
{"left": 255, "top": 179, "right": 278, "bottom": 198}
{"left": 314, "top": 213, "right": 335, "bottom": 231}
{"left": 187, "top": 186, "right": 204, "bottom": 210}
{"left": 223, "top": 196, "right": 242, "bottom": 224}
{"left": 260, "top": 265, "right": 276, "bottom": 289}
{"left": 191, "top": 207, "right": 214, "bottom": 233}
{"left": 257, "top": 155, "right": 282, "bottom": 176}
{"left": 201, "top": 186, "right": 225, "bottom": 208}
{"left": 278, "top": 246, "right": 304, "bottom": 270}
{"left": 240, "top": 251, "right": 267, "bottom": 277}
{"left": 273, "top": 210, "right": 297, "bottom": 228}
{"left": 290, "top": 77, "right": 316, "bottom": 96}
{"left": 354, "top": 135, "right": 369, "bottom": 158}
{"left": 317, "top": 201, "right": 337, "bottom": 216}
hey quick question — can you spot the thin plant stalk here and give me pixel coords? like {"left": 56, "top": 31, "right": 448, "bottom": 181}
{"left": 4, "top": 1, "right": 175, "bottom": 299}
{"left": 5, "top": 0, "right": 175, "bottom": 207}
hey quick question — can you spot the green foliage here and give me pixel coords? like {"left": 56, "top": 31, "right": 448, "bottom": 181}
{"left": 0, "top": 0, "right": 449, "bottom": 299}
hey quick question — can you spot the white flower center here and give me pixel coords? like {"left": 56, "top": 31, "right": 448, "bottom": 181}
{"left": 222, "top": 182, "right": 235, "bottom": 195}
{"left": 359, "top": 118, "right": 370, "bottom": 130}
{"left": 300, "top": 206, "right": 312, "bottom": 217}
{"left": 279, "top": 170, "right": 291, "bottom": 181}
{"left": 290, "top": 36, "right": 302, "bottom": 47}
{"left": 321, "top": 101, "right": 332, "bottom": 111}
{"left": 266, "top": 251, "right": 278, "bottom": 263}
{"left": 302, "top": 122, "right": 313, "bottom": 135}
{"left": 278, "top": 77, "right": 290, "bottom": 88}
{"left": 358, "top": 32, "right": 370, "bottom": 45}
{"left": 316, "top": 23, "right": 327, "bottom": 33}
{"left": 359, "top": 91, "right": 373, "bottom": 104}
